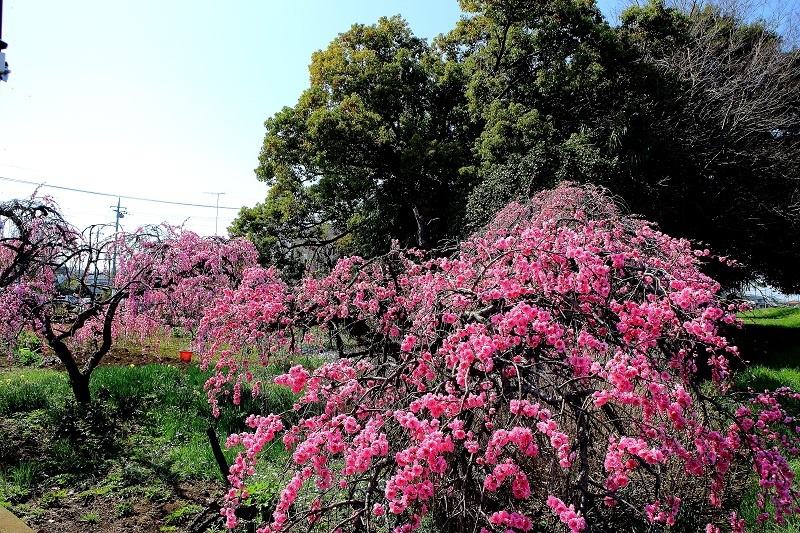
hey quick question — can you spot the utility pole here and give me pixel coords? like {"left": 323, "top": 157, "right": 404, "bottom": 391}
{"left": 110, "top": 198, "right": 127, "bottom": 284}
{"left": 204, "top": 192, "right": 225, "bottom": 236}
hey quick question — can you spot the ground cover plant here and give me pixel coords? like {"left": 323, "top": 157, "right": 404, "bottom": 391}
{"left": 199, "top": 183, "right": 800, "bottom": 533}
{"left": 0, "top": 358, "right": 297, "bottom": 532}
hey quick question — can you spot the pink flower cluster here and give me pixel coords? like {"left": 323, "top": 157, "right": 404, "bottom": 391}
{"left": 604, "top": 436, "right": 666, "bottom": 493}
{"left": 546, "top": 495, "right": 586, "bottom": 532}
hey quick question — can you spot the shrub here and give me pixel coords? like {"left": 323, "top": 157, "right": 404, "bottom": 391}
{"left": 199, "top": 184, "right": 800, "bottom": 532}
{"left": 13, "top": 330, "right": 42, "bottom": 366}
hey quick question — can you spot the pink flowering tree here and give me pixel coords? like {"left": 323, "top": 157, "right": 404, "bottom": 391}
{"left": 0, "top": 196, "right": 79, "bottom": 352}
{"left": 199, "top": 183, "right": 800, "bottom": 532}
{"left": 0, "top": 197, "right": 74, "bottom": 290}
{"left": 112, "top": 226, "right": 260, "bottom": 349}
{"left": 0, "top": 197, "right": 258, "bottom": 405}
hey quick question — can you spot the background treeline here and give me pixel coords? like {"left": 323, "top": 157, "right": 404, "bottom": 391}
{"left": 230, "top": 0, "right": 800, "bottom": 292}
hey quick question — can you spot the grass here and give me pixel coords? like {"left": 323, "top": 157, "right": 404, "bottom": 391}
{"left": 0, "top": 369, "right": 71, "bottom": 415}
{"left": 734, "top": 365, "right": 800, "bottom": 393}
{"left": 739, "top": 306, "right": 800, "bottom": 328}
{"left": 0, "top": 361, "right": 296, "bottom": 529}
{"left": 732, "top": 306, "right": 800, "bottom": 369}
{"left": 164, "top": 503, "right": 203, "bottom": 525}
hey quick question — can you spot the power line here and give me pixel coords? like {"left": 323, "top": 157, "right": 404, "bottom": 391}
{"left": 0, "top": 175, "right": 247, "bottom": 210}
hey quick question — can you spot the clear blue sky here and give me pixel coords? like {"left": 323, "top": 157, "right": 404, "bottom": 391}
{"left": 0, "top": 0, "right": 619, "bottom": 235}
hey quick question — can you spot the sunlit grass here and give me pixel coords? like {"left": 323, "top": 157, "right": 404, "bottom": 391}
{"left": 0, "top": 369, "right": 70, "bottom": 416}
{"left": 739, "top": 307, "right": 800, "bottom": 328}
{"left": 0, "top": 362, "right": 296, "bottom": 485}
{"left": 734, "top": 366, "right": 800, "bottom": 395}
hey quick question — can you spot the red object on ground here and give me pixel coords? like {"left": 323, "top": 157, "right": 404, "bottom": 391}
{"left": 179, "top": 350, "right": 193, "bottom": 362}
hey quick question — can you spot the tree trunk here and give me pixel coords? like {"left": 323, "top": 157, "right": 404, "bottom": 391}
{"left": 412, "top": 205, "right": 434, "bottom": 250}
{"left": 43, "top": 321, "right": 93, "bottom": 405}
{"left": 68, "top": 372, "right": 92, "bottom": 405}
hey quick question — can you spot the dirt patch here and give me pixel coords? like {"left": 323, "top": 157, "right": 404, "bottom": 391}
{"left": 2, "top": 345, "right": 198, "bottom": 372}
{"left": 20, "top": 480, "right": 226, "bottom": 533}
{"left": 88, "top": 346, "right": 197, "bottom": 369}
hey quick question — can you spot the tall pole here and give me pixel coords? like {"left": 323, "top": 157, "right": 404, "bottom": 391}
{"left": 204, "top": 192, "right": 225, "bottom": 236}
{"left": 114, "top": 197, "right": 122, "bottom": 234}
{"left": 0, "top": 0, "right": 5, "bottom": 45}
{"left": 110, "top": 198, "right": 126, "bottom": 284}
{"left": 1, "top": 0, "right": 10, "bottom": 84}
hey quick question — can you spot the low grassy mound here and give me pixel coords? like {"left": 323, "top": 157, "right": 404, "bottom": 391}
{"left": 731, "top": 307, "right": 800, "bottom": 369}
{"left": 739, "top": 306, "right": 800, "bottom": 328}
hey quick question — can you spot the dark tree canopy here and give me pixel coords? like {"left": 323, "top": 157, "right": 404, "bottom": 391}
{"left": 444, "top": 0, "right": 626, "bottom": 229}
{"left": 616, "top": 1, "right": 800, "bottom": 291}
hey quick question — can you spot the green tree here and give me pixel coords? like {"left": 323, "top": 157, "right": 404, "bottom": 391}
{"left": 232, "top": 16, "right": 476, "bottom": 276}
{"left": 443, "top": 0, "right": 627, "bottom": 230}
{"left": 236, "top": 1, "right": 800, "bottom": 291}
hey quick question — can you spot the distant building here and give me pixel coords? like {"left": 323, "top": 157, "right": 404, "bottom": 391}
{"left": 743, "top": 283, "right": 800, "bottom": 308}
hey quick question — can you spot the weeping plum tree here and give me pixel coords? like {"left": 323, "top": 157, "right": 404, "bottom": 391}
{"left": 0, "top": 196, "right": 83, "bottom": 358}
{"left": 0, "top": 197, "right": 258, "bottom": 404}
{"left": 0, "top": 197, "right": 73, "bottom": 290}
{"left": 199, "top": 184, "right": 799, "bottom": 532}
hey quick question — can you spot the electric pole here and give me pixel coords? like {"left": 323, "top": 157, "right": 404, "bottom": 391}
{"left": 204, "top": 192, "right": 225, "bottom": 236}
{"left": 110, "top": 198, "right": 127, "bottom": 284}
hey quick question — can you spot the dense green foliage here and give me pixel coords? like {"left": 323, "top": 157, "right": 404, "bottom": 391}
{"left": 231, "top": 16, "right": 475, "bottom": 277}
{"left": 234, "top": 0, "right": 800, "bottom": 290}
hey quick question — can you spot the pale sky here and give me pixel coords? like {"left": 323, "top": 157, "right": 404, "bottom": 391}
{"left": 0, "top": 1, "right": 617, "bottom": 237}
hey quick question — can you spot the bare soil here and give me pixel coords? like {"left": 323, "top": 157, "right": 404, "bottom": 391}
{"left": 22, "top": 481, "right": 225, "bottom": 533}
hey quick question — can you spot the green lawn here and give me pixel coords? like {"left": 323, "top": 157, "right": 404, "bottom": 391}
{"left": 739, "top": 306, "right": 800, "bottom": 328}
